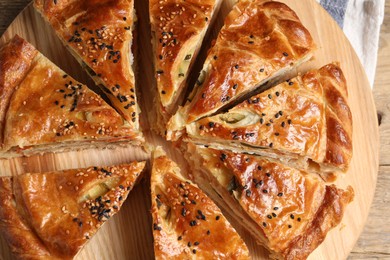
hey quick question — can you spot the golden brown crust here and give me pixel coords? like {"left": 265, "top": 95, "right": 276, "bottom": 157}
{"left": 0, "top": 162, "right": 145, "bottom": 259}
{"left": 186, "top": 63, "right": 352, "bottom": 174}
{"left": 0, "top": 35, "right": 38, "bottom": 146}
{"left": 167, "top": 0, "right": 315, "bottom": 138}
{"left": 150, "top": 0, "right": 221, "bottom": 115}
{"left": 316, "top": 64, "right": 352, "bottom": 172}
{"left": 34, "top": 0, "right": 141, "bottom": 131}
{"left": 0, "top": 178, "right": 51, "bottom": 259}
{"left": 188, "top": 145, "right": 354, "bottom": 260}
{"left": 282, "top": 185, "right": 354, "bottom": 260}
{"left": 0, "top": 36, "right": 143, "bottom": 157}
{"left": 151, "top": 147, "right": 250, "bottom": 259}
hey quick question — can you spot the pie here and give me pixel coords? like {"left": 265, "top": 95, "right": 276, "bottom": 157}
{"left": 34, "top": 0, "right": 142, "bottom": 130}
{"left": 167, "top": 1, "right": 315, "bottom": 140}
{"left": 149, "top": 0, "right": 223, "bottom": 134}
{"left": 184, "top": 63, "right": 352, "bottom": 180}
{"left": 0, "top": 161, "right": 145, "bottom": 259}
{"left": 0, "top": 35, "right": 143, "bottom": 158}
{"left": 151, "top": 146, "right": 250, "bottom": 259}
{"left": 186, "top": 143, "right": 354, "bottom": 259}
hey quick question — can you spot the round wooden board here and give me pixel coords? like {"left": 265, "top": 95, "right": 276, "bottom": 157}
{"left": 0, "top": 0, "right": 379, "bottom": 259}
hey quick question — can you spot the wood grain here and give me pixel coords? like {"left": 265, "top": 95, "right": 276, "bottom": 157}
{"left": 0, "top": 0, "right": 381, "bottom": 259}
{"left": 348, "top": 1, "right": 390, "bottom": 259}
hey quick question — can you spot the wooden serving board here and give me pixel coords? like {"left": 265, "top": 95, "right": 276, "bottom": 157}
{"left": 0, "top": 0, "right": 379, "bottom": 259}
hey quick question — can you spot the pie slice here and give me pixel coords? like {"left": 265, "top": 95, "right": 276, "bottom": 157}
{"left": 167, "top": 0, "right": 315, "bottom": 140}
{"left": 151, "top": 147, "right": 250, "bottom": 259}
{"left": 185, "top": 63, "right": 352, "bottom": 179}
{"left": 0, "top": 35, "right": 143, "bottom": 158}
{"left": 149, "top": 0, "right": 223, "bottom": 134}
{"left": 186, "top": 143, "right": 354, "bottom": 259}
{"left": 0, "top": 161, "right": 145, "bottom": 259}
{"left": 34, "top": 0, "right": 141, "bottom": 127}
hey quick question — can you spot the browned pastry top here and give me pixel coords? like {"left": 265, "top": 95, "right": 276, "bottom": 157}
{"left": 151, "top": 148, "right": 250, "bottom": 259}
{"left": 188, "top": 63, "right": 352, "bottom": 173}
{"left": 0, "top": 162, "right": 145, "bottom": 259}
{"left": 180, "top": 0, "right": 315, "bottom": 125}
{"left": 0, "top": 36, "right": 141, "bottom": 154}
{"left": 0, "top": 35, "right": 38, "bottom": 146}
{"left": 34, "top": 0, "right": 141, "bottom": 127}
{"left": 150, "top": 0, "right": 218, "bottom": 109}
{"left": 194, "top": 146, "right": 354, "bottom": 259}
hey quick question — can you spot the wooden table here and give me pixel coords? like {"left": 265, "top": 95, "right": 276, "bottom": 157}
{"left": 0, "top": 1, "right": 389, "bottom": 259}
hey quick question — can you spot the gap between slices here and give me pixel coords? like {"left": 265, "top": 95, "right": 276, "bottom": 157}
{"left": 185, "top": 143, "right": 354, "bottom": 259}
{"left": 150, "top": 146, "right": 250, "bottom": 259}
{"left": 0, "top": 162, "right": 145, "bottom": 259}
{"left": 0, "top": 35, "right": 143, "bottom": 158}
{"left": 184, "top": 63, "right": 352, "bottom": 181}
{"left": 34, "top": 0, "right": 142, "bottom": 135}
{"left": 166, "top": 1, "right": 316, "bottom": 141}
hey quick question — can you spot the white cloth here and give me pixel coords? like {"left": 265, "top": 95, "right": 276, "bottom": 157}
{"left": 317, "top": 0, "right": 385, "bottom": 87}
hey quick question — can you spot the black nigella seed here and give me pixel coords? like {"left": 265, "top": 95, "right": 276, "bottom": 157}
{"left": 260, "top": 68, "right": 264, "bottom": 72}
{"left": 188, "top": 242, "right": 192, "bottom": 247}
{"left": 297, "top": 217, "right": 301, "bottom": 222}
{"left": 260, "top": 118, "right": 264, "bottom": 124}
{"left": 266, "top": 173, "right": 271, "bottom": 177}
{"left": 216, "top": 215, "right": 220, "bottom": 220}
{"left": 289, "top": 81, "right": 294, "bottom": 86}
{"left": 268, "top": 94, "right": 272, "bottom": 99}
{"left": 263, "top": 222, "right": 267, "bottom": 227}
{"left": 234, "top": 64, "right": 239, "bottom": 69}
{"left": 246, "top": 190, "right": 251, "bottom": 197}
{"left": 178, "top": 236, "right": 182, "bottom": 241}
{"left": 263, "top": 189, "right": 268, "bottom": 194}
{"left": 272, "top": 213, "right": 277, "bottom": 217}
{"left": 267, "top": 215, "right": 272, "bottom": 219}
{"left": 281, "top": 122, "right": 286, "bottom": 127}
{"left": 208, "top": 122, "right": 215, "bottom": 128}
{"left": 220, "top": 153, "right": 227, "bottom": 161}
{"left": 207, "top": 230, "right": 210, "bottom": 235}
{"left": 278, "top": 193, "right": 283, "bottom": 197}
{"left": 288, "top": 119, "right": 292, "bottom": 124}
{"left": 194, "top": 242, "right": 199, "bottom": 246}
{"left": 153, "top": 223, "right": 162, "bottom": 231}
{"left": 190, "top": 220, "right": 197, "bottom": 226}
{"left": 257, "top": 166, "right": 262, "bottom": 171}
{"left": 161, "top": 90, "right": 166, "bottom": 94}
{"left": 275, "top": 91, "right": 280, "bottom": 96}
{"left": 269, "top": 143, "right": 273, "bottom": 148}
{"left": 233, "top": 83, "right": 238, "bottom": 89}
{"left": 288, "top": 225, "right": 292, "bottom": 228}
{"left": 274, "top": 207, "right": 279, "bottom": 210}
{"left": 283, "top": 52, "right": 289, "bottom": 57}
{"left": 290, "top": 214, "right": 295, "bottom": 219}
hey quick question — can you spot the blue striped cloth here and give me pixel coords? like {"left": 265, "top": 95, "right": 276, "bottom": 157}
{"left": 320, "top": 0, "right": 349, "bottom": 27}
{"left": 318, "top": 0, "right": 385, "bottom": 87}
